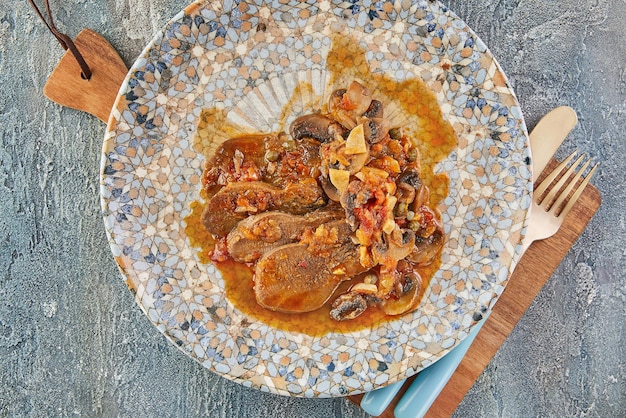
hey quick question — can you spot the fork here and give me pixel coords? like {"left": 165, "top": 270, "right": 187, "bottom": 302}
{"left": 520, "top": 150, "right": 599, "bottom": 253}
{"left": 387, "top": 150, "right": 599, "bottom": 418}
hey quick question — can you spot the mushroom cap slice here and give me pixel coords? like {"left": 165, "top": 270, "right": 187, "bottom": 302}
{"left": 381, "top": 271, "right": 423, "bottom": 316}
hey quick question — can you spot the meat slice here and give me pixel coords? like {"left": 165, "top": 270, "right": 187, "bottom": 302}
{"left": 227, "top": 208, "right": 344, "bottom": 263}
{"left": 253, "top": 220, "right": 371, "bottom": 313}
{"left": 203, "top": 134, "right": 273, "bottom": 187}
{"left": 201, "top": 179, "right": 326, "bottom": 236}
{"left": 202, "top": 134, "right": 322, "bottom": 194}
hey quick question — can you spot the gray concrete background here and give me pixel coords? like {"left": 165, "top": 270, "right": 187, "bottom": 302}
{"left": 1, "top": 0, "right": 624, "bottom": 416}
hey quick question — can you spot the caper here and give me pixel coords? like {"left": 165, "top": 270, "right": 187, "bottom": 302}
{"left": 265, "top": 149, "right": 280, "bottom": 162}
{"left": 395, "top": 202, "right": 408, "bottom": 216}
{"left": 407, "top": 147, "right": 418, "bottom": 162}
{"left": 406, "top": 210, "right": 415, "bottom": 221}
{"left": 408, "top": 220, "right": 420, "bottom": 231}
{"left": 389, "top": 127, "right": 402, "bottom": 140}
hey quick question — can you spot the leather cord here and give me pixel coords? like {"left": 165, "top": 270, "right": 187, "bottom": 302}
{"left": 28, "top": 0, "right": 92, "bottom": 80}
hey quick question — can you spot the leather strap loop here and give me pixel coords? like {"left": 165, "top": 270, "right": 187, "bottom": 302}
{"left": 29, "top": 0, "right": 92, "bottom": 80}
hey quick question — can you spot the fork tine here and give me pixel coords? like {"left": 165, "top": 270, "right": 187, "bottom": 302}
{"left": 543, "top": 153, "right": 586, "bottom": 206}
{"left": 551, "top": 157, "right": 592, "bottom": 213}
{"left": 535, "top": 150, "right": 578, "bottom": 199}
{"left": 558, "top": 162, "right": 599, "bottom": 218}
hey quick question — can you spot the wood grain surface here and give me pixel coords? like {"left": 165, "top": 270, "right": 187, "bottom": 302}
{"left": 43, "top": 28, "right": 127, "bottom": 124}
{"left": 348, "top": 165, "right": 602, "bottom": 417}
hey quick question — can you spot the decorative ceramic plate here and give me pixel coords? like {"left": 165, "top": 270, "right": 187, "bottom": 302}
{"left": 101, "top": 0, "right": 531, "bottom": 397}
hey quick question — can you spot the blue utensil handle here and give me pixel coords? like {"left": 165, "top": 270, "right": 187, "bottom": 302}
{"left": 394, "top": 314, "right": 489, "bottom": 418}
{"left": 359, "top": 314, "right": 488, "bottom": 417}
{"left": 360, "top": 380, "right": 405, "bottom": 416}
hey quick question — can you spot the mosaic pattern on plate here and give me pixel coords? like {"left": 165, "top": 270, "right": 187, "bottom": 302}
{"left": 100, "top": 0, "right": 531, "bottom": 397}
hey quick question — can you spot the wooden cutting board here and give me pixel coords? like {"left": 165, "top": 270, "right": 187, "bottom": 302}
{"left": 348, "top": 167, "right": 601, "bottom": 417}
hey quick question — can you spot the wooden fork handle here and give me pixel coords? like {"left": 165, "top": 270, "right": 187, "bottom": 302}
{"left": 43, "top": 28, "right": 128, "bottom": 124}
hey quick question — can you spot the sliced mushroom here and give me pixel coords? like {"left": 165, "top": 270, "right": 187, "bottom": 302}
{"left": 289, "top": 113, "right": 346, "bottom": 142}
{"left": 328, "top": 81, "right": 373, "bottom": 129}
{"left": 343, "top": 150, "right": 369, "bottom": 175}
{"left": 381, "top": 271, "right": 423, "bottom": 316}
{"left": 363, "top": 117, "right": 391, "bottom": 144}
{"left": 409, "top": 229, "right": 444, "bottom": 267}
{"left": 339, "top": 179, "right": 373, "bottom": 228}
{"left": 398, "top": 168, "right": 422, "bottom": 190}
{"left": 372, "top": 228, "right": 416, "bottom": 265}
{"left": 362, "top": 99, "right": 384, "bottom": 118}
{"left": 320, "top": 176, "right": 341, "bottom": 202}
{"left": 344, "top": 81, "right": 373, "bottom": 116}
{"left": 330, "top": 293, "right": 368, "bottom": 321}
{"left": 413, "top": 184, "right": 430, "bottom": 209}
{"left": 407, "top": 206, "right": 444, "bottom": 266}
{"left": 327, "top": 88, "right": 346, "bottom": 110}
{"left": 396, "top": 182, "right": 416, "bottom": 204}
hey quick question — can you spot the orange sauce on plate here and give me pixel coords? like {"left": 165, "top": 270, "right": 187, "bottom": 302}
{"left": 184, "top": 36, "right": 457, "bottom": 336}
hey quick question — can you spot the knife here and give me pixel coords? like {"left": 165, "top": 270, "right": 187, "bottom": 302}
{"left": 360, "top": 106, "right": 578, "bottom": 417}
{"left": 529, "top": 106, "right": 578, "bottom": 180}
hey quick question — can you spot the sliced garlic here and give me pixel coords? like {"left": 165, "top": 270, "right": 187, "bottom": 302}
{"left": 329, "top": 168, "right": 350, "bottom": 195}
{"left": 345, "top": 124, "right": 367, "bottom": 154}
{"left": 382, "top": 217, "right": 396, "bottom": 234}
{"left": 351, "top": 283, "right": 378, "bottom": 295}
{"left": 386, "top": 195, "right": 398, "bottom": 211}
{"left": 359, "top": 166, "right": 389, "bottom": 180}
